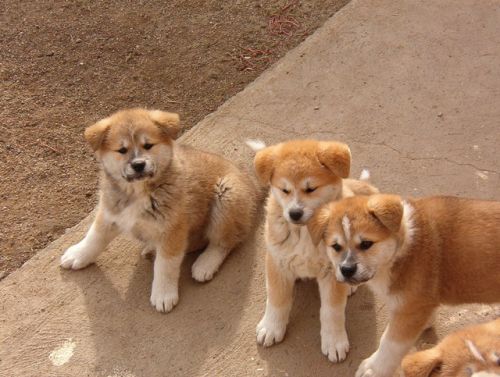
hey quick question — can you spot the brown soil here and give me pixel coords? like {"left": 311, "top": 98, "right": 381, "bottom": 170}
{"left": 0, "top": 0, "right": 349, "bottom": 278}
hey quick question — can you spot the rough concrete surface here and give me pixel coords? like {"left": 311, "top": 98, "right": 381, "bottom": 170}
{"left": 1, "top": 0, "right": 499, "bottom": 376}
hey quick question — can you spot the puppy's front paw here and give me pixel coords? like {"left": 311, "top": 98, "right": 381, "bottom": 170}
{"left": 191, "top": 247, "right": 227, "bottom": 283}
{"left": 256, "top": 316, "right": 287, "bottom": 347}
{"left": 191, "top": 260, "right": 216, "bottom": 282}
{"left": 60, "top": 242, "right": 97, "bottom": 270}
{"left": 355, "top": 354, "right": 382, "bottom": 377}
{"left": 321, "top": 328, "right": 349, "bottom": 363}
{"left": 150, "top": 284, "right": 179, "bottom": 313}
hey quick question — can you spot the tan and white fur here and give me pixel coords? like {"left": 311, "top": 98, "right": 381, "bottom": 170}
{"left": 308, "top": 194, "right": 500, "bottom": 376}
{"left": 402, "top": 318, "right": 500, "bottom": 377}
{"left": 61, "top": 108, "right": 257, "bottom": 313}
{"left": 248, "top": 139, "right": 379, "bottom": 362}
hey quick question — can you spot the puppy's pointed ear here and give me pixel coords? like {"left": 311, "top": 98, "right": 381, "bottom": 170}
{"left": 254, "top": 146, "right": 277, "bottom": 185}
{"left": 402, "top": 348, "right": 442, "bottom": 377}
{"left": 317, "top": 141, "right": 351, "bottom": 178}
{"left": 308, "top": 206, "right": 330, "bottom": 246}
{"left": 149, "top": 110, "right": 181, "bottom": 139}
{"left": 367, "top": 194, "right": 403, "bottom": 233}
{"left": 84, "top": 118, "right": 112, "bottom": 151}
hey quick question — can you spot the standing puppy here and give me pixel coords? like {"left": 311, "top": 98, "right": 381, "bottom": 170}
{"left": 61, "top": 108, "right": 257, "bottom": 313}
{"left": 250, "top": 139, "right": 379, "bottom": 362}
{"left": 308, "top": 194, "right": 500, "bottom": 376}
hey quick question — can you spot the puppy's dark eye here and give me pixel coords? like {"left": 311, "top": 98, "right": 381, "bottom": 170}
{"left": 359, "top": 240, "right": 374, "bottom": 250}
{"left": 305, "top": 187, "right": 317, "bottom": 193}
{"left": 117, "top": 147, "right": 128, "bottom": 154}
{"left": 144, "top": 143, "right": 154, "bottom": 150}
{"left": 281, "top": 188, "right": 290, "bottom": 194}
{"left": 331, "top": 243, "right": 342, "bottom": 252}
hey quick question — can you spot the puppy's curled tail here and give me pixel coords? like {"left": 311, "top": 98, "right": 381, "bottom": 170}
{"left": 245, "top": 139, "right": 266, "bottom": 153}
{"left": 347, "top": 168, "right": 378, "bottom": 196}
{"left": 244, "top": 139, "right": 269, "bottom": 201}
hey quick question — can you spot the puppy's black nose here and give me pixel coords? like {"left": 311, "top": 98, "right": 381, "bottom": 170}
{"left": 131, "top": 160, "right": 146, "bottom": 172}
{"left": 289, "top": 209, "right": 303, "bottom": 221}
{"left": 340, "top": 264, "right": 357, "bottom": 278}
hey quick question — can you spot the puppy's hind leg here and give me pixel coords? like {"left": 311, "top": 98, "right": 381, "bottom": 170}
{"left": 192, "top": 173, "right": 256, "bottom": 283}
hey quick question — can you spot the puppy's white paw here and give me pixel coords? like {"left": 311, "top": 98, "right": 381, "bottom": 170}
{"left": 60, "top": 242, "right": 98, "bottom": 270}
{"left": 321, "top": 328, "right": 350, "bottom": 363}
{"left": 355, "top": 354, "right": 383, "bottom": 377}
{"left": 191, "top": 248, "right": 227, "bottom": 282}
{"left": 150, "top": 286, "right": 179, "bottom": 313}
{"left": 256, "top": 316, "right": 287, "bottom": 347}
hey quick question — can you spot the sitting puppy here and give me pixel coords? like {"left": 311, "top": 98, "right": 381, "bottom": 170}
{"left": 402, "top": 318, "right": 500, "bottom": 377}
{"left": 61, "top": 109, "right": 257, "bottom": 313}
{"left": 248, "top": 139, "right": 379, "bottom": 362}
{"left": 308, "top": 194, "right": 500, "bottom": 376}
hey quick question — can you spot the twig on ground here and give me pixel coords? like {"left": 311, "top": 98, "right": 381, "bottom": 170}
{"left": 227, "top": 46, "right": 272, "bottom": 71}
{"left": 31, "top": 141, "right": 61, "bottom": 154}
{"left": 268, "top": 0, "right": 301, "bottom": 37}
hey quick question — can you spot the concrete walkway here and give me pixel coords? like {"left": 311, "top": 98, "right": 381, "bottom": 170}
{"left": 1, "top": 1, "right": 499, "bottom": 376}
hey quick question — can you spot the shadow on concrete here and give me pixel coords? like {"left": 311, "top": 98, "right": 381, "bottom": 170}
{"left": 257, "top": 281, "right": 378, "bottom": 376}
{"left": 61, "top": 225, "right": 260, "bottom": 377}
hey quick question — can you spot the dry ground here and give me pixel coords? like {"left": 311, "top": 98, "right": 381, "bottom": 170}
{"left": 0, "top": 0, "right": 349, "bottom": 277}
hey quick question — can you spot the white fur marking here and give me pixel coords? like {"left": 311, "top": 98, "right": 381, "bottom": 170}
{"left": 466, "top": 339, "right": 486, "bottom": 363}
{"left": 245, "top": 139, "right": 267, "bottom": 152}
{"left": 342, "top": 216, "right": 351, "bottom": 240}
{"left": 402, "top": 201, "right": 416, "bottom": 247}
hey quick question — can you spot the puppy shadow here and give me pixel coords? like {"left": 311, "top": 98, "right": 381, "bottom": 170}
{"left": 418, "top": 327, "right": 439, "bottom": 348}
{"left": 257, "top": 282, "right": 379, "bottom": 377}
{"left": 61, "top": 225, "right": 260, "bottom": 377}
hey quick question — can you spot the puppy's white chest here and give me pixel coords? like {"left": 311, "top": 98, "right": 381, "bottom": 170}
{"left": 104, "top": 197, "right": 163, "bottom": 241}
{"left": 267, "top": 223, "right": 331, "bottom": 279}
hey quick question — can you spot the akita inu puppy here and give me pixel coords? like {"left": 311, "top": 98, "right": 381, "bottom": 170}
{"left": 248, "top": 139, "right": 379, "bottom": 362}
{"left": 403, "top": 318, "right": 500, "bottom": 377}
{"left": 308, "top": 194, "right": 500, "bottom": 376}
{"left": 61, "top": 108, "right": 257, "bottom": 313}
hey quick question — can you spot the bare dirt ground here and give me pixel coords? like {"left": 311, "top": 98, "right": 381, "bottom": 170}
{"left": 0, "top": 0, "right": 348, "bottom": 278}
